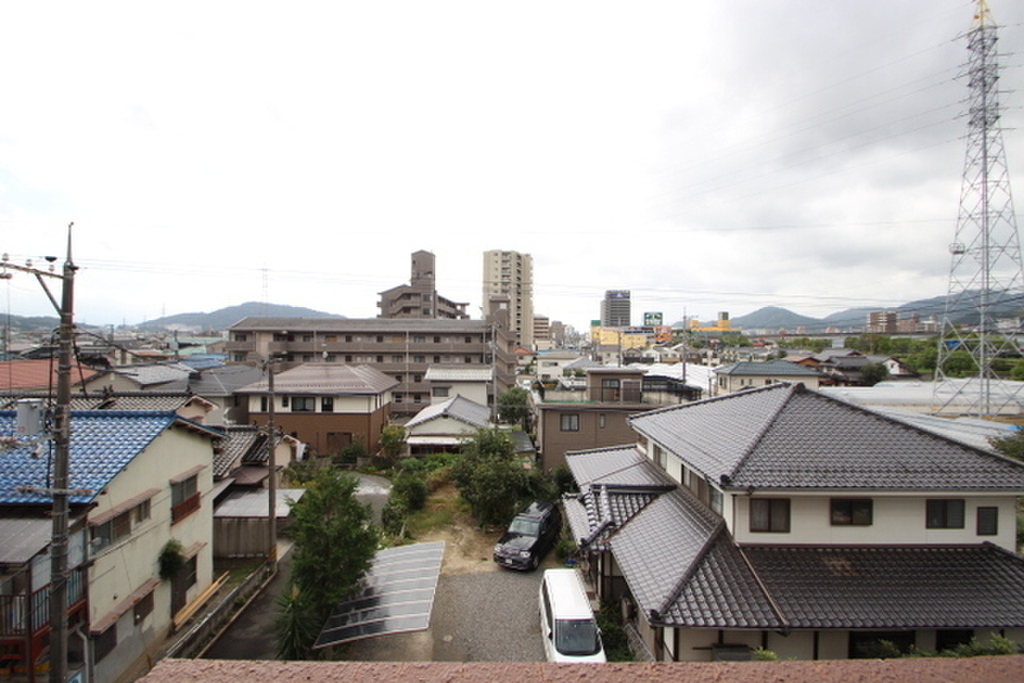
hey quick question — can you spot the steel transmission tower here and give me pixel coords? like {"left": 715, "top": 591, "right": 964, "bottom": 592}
{"left": 934, "top": 1, "right": 1024, "bottom": 417}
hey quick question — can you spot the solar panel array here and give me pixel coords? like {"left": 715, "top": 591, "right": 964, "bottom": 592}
{"left": 313, "top": 541, "right": 445, "bottom": 649}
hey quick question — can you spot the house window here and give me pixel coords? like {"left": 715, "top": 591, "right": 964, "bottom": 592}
{"left": 233, "top": 333, "right": 249, "bottom": 342}
{"left": 560, "top": 414, "right": 580, "bottom": 432}
{"left": 260, "top": 396, "right": 268, "bottom": 412}
{"left": 433, "top": 387, "right": 450, "bottom": 398}
{"left": 653, "top": 445, "right": 666, "bottom": 469}
{"left": 414, "top": 355, "right": 426, "bottom": 364}
{"left": 345, "top": 355, "right": 353, "bottom": 363}
{"left": 326, "top": 335, "right": 337, "bottom": 342}
{"left": 232, "top": 353, "right": 247, "bottom": 362}
{"left": 434, "top": 336, "right": 441, "bottom": 343}
{"left": 831, "top": 499, "right": 873, "bottom": 526}
{"left": 171, "top": 474, "right": 200, "bottom": 524}
{"left": 302, "top": 354, "right": 313, "bottom": 362}
{"left": 413, "top": 394, "right": 423, "bottom": 403}
{"left": 413, "top": 375, "right": 422, "bottom": 383}
{"left": 602, "top": 378, "right": 620, "bottom": 389}
{"left": 599, "top": 414, "right": 606, "bottom": 429}
{"left": 345, "top": 335, "right": 353, "bottom": 342}
{"left": 392, "top": 355, "right": 403, "bottom": 363}
{"left": 291, "top": 397, "right": 315, "bottom": 412}
{"left": 750, "top": 498, "right": 790, "bottom": 533}
{"left": 710, "top": 488, "right": 723, "bottom": 515}
{"left": 977, "top": 506, "right": 998, "bottom": 536}
{"left": 465, "top": 356, "right": 473, "bottom": 364}
{"left": 94, "top": 623, "right": 117, "bottom": 662}
{"left": 325, "top": 354, "right": 337, "bottom": 362}
{"left": 134, "top": 590, "right": 154, "bottom": 624}
{"left": 433, "top": 355, "right": 441, "bottom": 364}
{"left": 91, "top": 498, "right": 151, "bottom": 551}
{"left": 321, "top": 397, "right": 335, "bottom": 413}
{"left": 413, "top": 335, "right": 426, "bottom": 343}
{"left": 465, "top": 336, "right": 472, "bottom": 343}
{"left": 302, "top": 334, "right": 313, "bottom": 342}
{"left": 377, "top": 336, "right": 384, "bottom": 343}
{"left": 926, "top": 499, "right": 965, "bottom": 529}
{"left": 282, "top": 396, "right": 289, "bottom": 407}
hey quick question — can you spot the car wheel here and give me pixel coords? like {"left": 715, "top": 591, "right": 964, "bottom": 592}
{"left": 530, "top": 554, "right": 540, "bottom": 570}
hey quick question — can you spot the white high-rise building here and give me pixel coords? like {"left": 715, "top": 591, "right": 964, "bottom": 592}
{"left": 483, "top": 250, "right": 534, "bottom": 348}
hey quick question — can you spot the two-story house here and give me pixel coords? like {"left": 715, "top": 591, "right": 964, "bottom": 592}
{"left": 0, "top": 409, "right": 218, "bottom": 682}
{"left": 237, "top": 363, "right": 397, "bottom": 457}
{"left": 713, "top": 359, "right": 820, "bottom": 396}
{"left": 563, "top": 383, "right": 1024, "bottom": 661}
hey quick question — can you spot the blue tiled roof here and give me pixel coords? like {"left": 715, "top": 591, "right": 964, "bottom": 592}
{"left": 0, "top": 410, "right": 180, "bottom": 505}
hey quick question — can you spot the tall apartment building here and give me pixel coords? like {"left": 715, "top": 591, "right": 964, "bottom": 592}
{"left": 533, "top": 315, "right": 552, "bottom": 351}
{"left": 867, "top": 310, "right": 898, "bottom": 334}
{"left": 225, "top": 313, "right": 515, "bottom": 415}
{"left": 482, "top": 250, "right": 534, "bottom": 348}
{"left": 378, "top": 250, "right": 469, "bottom": 320}
{"left": 601, "top": 290, "right": 631, "bottom": 327}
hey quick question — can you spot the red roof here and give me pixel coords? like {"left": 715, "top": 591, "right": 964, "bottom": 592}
{"left": 0, "top": 359, "right": 102, "bottom": 392}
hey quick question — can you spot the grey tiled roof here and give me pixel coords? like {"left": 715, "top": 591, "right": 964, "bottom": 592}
{"left": 238, "top": 363, "right": 398, "bottom": 395}
{"left": 631, "top": 383, "right": 1024, "bottom": 491}
{"left": 564, "top": 484, "right": 667, "bottom": 551}
{"left": 1, "top": 393, "right": 193, "bottom": 411}
{"left": 611, "top": 488, "right": 784, "bottom": 630}
{"left": 565, "top": 446, "right": 677, "bottom": 488}
{"left": 714, "top": 360, "right": 820, "bottom": 377}
{"left": 743, "top": 544, "right": 1024, "bottom": 629}
{"left": 213, "top": 426, "right": 268, "bottom": 477}
{"left": 405, "top": 395, "right": 491, "bottom": 430}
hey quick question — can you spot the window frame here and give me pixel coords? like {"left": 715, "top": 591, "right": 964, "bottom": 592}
{"left": 559, "top": 413, "right": 580, "bottom": 432}
{"left": 749, "top": 498, "right": 791, "bottom": 533}
{"left": 830, "top": 498, "right": 874, "bottom": 526}
{"left": 977, "top": 506, "right": 998, "bottom": 536}
{"left": 926, "top": 499, "right": 965, "bottom": 529}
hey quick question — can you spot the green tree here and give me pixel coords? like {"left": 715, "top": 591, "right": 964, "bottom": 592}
{"left": 988, "top": 430, "right": 1024, "bottom": 462}
{"left": 278, "top": 469, "right": 378, "bottom": 658}
{"left": 377, "top": 424, "right": 407, "bottom": 468}
{"left": 860, "top": 362, "right": 889, "bottom": 386}
{"left": 452, "top": 428, "right": 527, "bottom": 526}
{"left": 497, "top": 386, "right": 531, "bottom": 428}
{"left": 1011, "top": 360, "right": 1024, "bottom": 382}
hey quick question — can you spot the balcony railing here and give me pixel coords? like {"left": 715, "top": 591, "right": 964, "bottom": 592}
{"left": 0, "top": 566, "right": 86, "bottom": 637}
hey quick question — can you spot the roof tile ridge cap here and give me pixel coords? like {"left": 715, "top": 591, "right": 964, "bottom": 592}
{"left": 652, "top": 515, "right": 728, "bottom": 621}
{"left": 734, "top": 541, "right": 790, "bottom": 631}
{"left": 728, "top": 383, "right": 799, "bottom": 481}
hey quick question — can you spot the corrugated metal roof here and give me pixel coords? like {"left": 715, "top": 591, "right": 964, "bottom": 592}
{"left": 214, "top": 488, "right": 305, "bottom": 518}
{"left": 0, "top": 516, "right": 51, "bottom": 564}
{"left": 424, "top": 366, "right": 492, "bottom": 382}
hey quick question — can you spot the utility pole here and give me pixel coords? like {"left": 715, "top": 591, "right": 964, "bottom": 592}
{"left": 266, "top": 357, "right": 278, "bottom": 568}
{"left": 2, "top": 224, "right": 77, "bottom": 683}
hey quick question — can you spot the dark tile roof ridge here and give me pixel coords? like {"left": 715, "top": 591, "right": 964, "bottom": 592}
{"left": 652, "top": 519, "right": 728, "bottom": 621}
{"left": 580, "top": 482, "right": 675, "bottom": 550}
{"left": 725, "top": 384, "right": 802, "bottom": 480}
{"left": 734, "top": 542, "right": 791, "bottom": 633}
{"left": 799, "top": 385, "right": 1022, "bottom": 465}
{"left": 630, "top": 382, "right": 787, "bottom": 421}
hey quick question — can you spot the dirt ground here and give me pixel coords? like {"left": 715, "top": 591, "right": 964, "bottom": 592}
{"left": 418, "top": 516, "right": 503, "bottom": 575}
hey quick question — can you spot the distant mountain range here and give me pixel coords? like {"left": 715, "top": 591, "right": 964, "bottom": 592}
{"left": 3, "top": 292, "right": 1020, "bottom": 336}
{"left": 134, "top": 302, "right": 344, "bottom": 332}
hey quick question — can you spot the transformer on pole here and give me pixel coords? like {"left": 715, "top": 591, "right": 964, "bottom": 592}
{"left": 934, "top": 1, "right": 1024, "bottom": 417}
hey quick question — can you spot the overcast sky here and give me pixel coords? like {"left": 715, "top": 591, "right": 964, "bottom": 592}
{"left": 3, "top": 1, "right": 1024, "bottom": 332}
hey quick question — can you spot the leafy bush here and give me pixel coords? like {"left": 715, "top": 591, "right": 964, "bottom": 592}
{"left": 159, "top": 539, "right": 185, "bottom": 580}
{"left": 392, "top": 473, "right": 429, "bottom": 511}
{"left": 595, "top": 600, "right": 633, "bottom": 662}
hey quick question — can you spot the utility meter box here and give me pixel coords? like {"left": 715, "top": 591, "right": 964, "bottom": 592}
{"left": 15, "top": 399, "right": 46, "bottom": 437}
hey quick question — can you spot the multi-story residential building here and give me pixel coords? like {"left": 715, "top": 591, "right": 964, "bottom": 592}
{"left": 0, "top": 409, "right": 218, "bottom": 682}
{"left": 482, "top": 250, "right": 534, "bottom": 348}
{"left": 535, "top": 368, "right": 700, "bottom": 471}
{"left": 866, "top": 310, "right": 899, "bottom": 334}
{"left": 533, "top": 315, "right": 551, "bottom": 351}
{"left": 564, "top": 383, "right": 1024, "bottom": 662}
{"left": 225, "top": 314, "right": 515, "bottom": 416}
{"left": 601, "top": 290, "right": 631, "bottom": 328}
{"left": 377, "top": 250, "right": 469, "bottom": 320}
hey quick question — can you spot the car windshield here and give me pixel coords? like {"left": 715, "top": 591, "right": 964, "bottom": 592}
{"left": 508, "top": 518, "right": 540, "bottom": 536}
{"left": 555, "top": 619, "right": 601, "bottom": 656}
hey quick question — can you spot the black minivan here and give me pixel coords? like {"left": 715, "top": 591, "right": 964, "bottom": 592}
{"left": 493, "top": 500, "right": 562, "bottom": 571}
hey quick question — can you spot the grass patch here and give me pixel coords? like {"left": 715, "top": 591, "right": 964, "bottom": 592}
{"left": 213, "top": 558, "right": 265, "bottom": 589}
{"left": 404, "top": 492, "right": 471, "bottom": 537}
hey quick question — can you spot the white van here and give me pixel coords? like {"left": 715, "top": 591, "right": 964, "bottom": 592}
{"left": 538, "top": 568, "right": 606, "bottom": 663}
